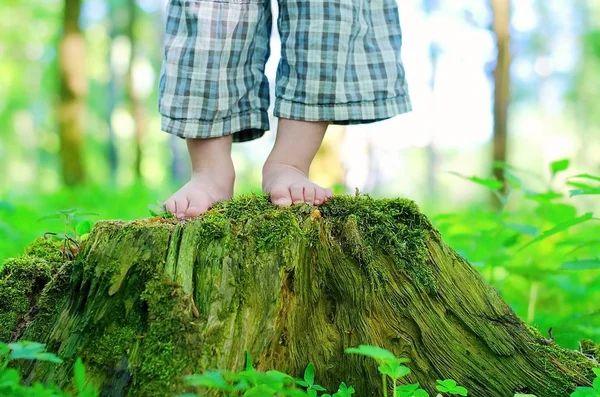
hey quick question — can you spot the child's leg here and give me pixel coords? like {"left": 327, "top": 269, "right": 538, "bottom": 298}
{"left": 159, "top": 0, "right": 272, "bottom": 218}
{"left": 266, "top": 0, "right": 411, "bottom": 206}
{"left": 263, "top": 119, "right": 333, "bottom": 206}
{"left": 164, "top": 136, "right": 234, "bottom": 220}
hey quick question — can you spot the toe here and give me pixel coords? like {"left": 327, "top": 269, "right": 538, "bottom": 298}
{"left": 185, "top": 200, "right": 209, "bottom": 219}
{"left": 325, "top": 188, "right": 334, "bottom": 198}
{"left": 290, "top": 184, "right": 305, "bottom": 204}
{"left": 270, "top": 185, "right": 293, "bottom": 207}
{"left": 304, "top": 187, "right": 316, "bottom": 205}
{"left": 175, "top": 197, "right": 189, "bottom": 220}
{"left": 314, "top": 188, "right": 328, "bottom": 205}
{"left": 164, "top": 199, "right": 176, "bottom": 216}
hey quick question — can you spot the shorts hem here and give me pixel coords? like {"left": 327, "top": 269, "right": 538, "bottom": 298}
{"left": 273, "top": 94, "right": 412, "bottom": 124}
{"left": 161, "top": 110, "right": 269, "bottom": 143}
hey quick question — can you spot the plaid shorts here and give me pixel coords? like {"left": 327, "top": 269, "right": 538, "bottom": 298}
{"left": 159, "top": 0, "right": 412, "bottom": 142}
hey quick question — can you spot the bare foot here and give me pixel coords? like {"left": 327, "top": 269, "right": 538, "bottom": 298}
{"left": 164, "top": 171, "right": 234, "bottom": 220}
{"left": 164, "top": 136, "right": 234, "bottom": 220}
{"left": 263, "top": 162, "right": 333, "bottom": 207}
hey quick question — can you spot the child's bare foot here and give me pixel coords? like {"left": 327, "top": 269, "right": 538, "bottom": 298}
{"left": 263, "top": 162, "right": 332, "bottom": 206}
{"left": 164, "top": 136, "right": 234, "bottom": 220}
{"left": 263, "top": 119, "right": 333, "bottom": 207}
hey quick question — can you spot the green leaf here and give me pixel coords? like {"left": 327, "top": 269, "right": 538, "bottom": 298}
{"left": 148, "top": 204, "right": 166, "bottom": 217}
{"left": 344, "top": 345, "right": 396, "bottom": 363}
{"left": 264, "top": 370, "right": 292, "bottom": 380}
{"left": 570, "top": 188, "right": 600, "bottom": 197}
{"left": 34, "top": 352, "right": 64, "bottom": 364}
{"left": 550, "top": 159, "right": 570, "bottom": 176}
{"left": 304, "top": 362, "right": 315, "bottom": 387}
{"left": 184, "top": 372, "right": 233, "bottom": 391}
{"left": 0, "top": 368, "right": 20, "bottom": 388}
{"left": 560, "top": 259, "right": 600, "bottom": 270}
{"left": 74, "top": 357, "right": 86, "bottom": 392}
{"left": 453, "top": 386, "right": 468, "bottom": 396}
{"left": 9, "top": 341, "right": 46, "bottom": 360}
{"left": 413, "top": 390, "right": 430, "bottom": 397}
{"left": 37, "top": 214, "right": 61, "bottom": 222}
{"left": 593, "top": 377, "right": 600, "bottom": 392}
{"left": 570, "top": 387, "right": 597, "bottom": 397}
{"left": 525, "top": 191, "right": 563, "bottom": 203}
{"left": 398, "top": 383, "right": 430, "bottom": 397}
{"left": 313, "top": 384, "right": 327, "bottom": 391}
{"left": 448, "top": 172, "right": 504, "bottom": 190}
{"left": 378, "top": 362, "right": 411, "bottom": 379}
{"left": 398, "top": 383, "right": 420, "bottom": 393}
{"left": 245, "top": 351, "right": 253, "bottom": 371}
{"left": 569, "top": 173, "right": 600, "bottom": 183}
{"left": 76, "top": 220, "right": 93, "bottom": 236}
{"left": 437, "top": 379, "right": 459, "bottom": 393}
{"left": 593, "top": 368, "right": 600, "bottom": 377}
{"left": 504, "top": 223, "right": 538, "bottom": 236}
{"left": 519, "top": 213, "right": 594, "bottom": 251}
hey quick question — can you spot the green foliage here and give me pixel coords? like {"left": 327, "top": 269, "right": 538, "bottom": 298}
{"left": 0, "top": 341, "right": 98, "bottom": 397}
{"left": 148, "top": 201, "right": 175, "bottom": 218}
{"left": 436, "top": 379, "right": 468, "bottom": 396}
{"left": 38, "top": 208, "right": 97, "bottom": 242}
{"left": 436, "top": 163, "right": 600, "bottom": 347}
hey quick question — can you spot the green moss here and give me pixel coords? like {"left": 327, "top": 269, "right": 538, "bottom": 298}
{"left": 23, "top": 238, "right": 64, "bottom": 265}
{"left": 136, "top": 277, "right": 201, "bottom": 396}
{"left": 204, "top": 194, "right": 433, "bottom": 288}
{"left": 0, "top": 256, "right": 53, "bottom": 341}
{"left": 321, "top": 195, "right": 434, "bottom": 289}
{"left": 526, "top": 324, "right": 597, "bottom": 394}
{"left": 87, "top": 326, "right": 139, "bottom": 367}
{"left": 580, "top": 339, "right": 599, "bottom": 360}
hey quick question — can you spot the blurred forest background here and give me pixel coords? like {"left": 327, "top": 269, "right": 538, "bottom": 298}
{"left": 0, "top": 0, "right": 599, "bottom": 350}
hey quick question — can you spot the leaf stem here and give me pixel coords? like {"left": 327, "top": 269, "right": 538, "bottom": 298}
{"left": 382, "top": 374, "right": 388, "bottom": 397}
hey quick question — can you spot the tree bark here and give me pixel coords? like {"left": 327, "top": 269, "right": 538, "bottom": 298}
{"left": 126, "top": 0, "right": 147, "bottom": 180}
{"left": 491, "top": 0, "right": 511, "bottom": 197}
{"left": 1, "top": 196, "right": 597, "bottom": 396}
{"left": 58, "top": 0, "right": 87, "bottom": 186}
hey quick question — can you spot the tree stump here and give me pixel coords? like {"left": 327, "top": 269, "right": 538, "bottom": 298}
{"left": 0, "top": 195, "right": 597, "bottom": 396}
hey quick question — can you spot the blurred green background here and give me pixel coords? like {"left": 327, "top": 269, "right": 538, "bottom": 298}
{"left": 0, "top": 0, "right": 599, "bottom": 350}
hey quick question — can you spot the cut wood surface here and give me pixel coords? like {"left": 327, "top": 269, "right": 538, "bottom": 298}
{"left": 0, "top": 195, "right": 597, "bottom": 396}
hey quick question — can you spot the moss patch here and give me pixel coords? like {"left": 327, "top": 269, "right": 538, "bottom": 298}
{"left": 321, "top": 195, "right": 434, "bottom": 289}
{"left": 0, "top": 256, "right": 53, "bottom": 341}
{"left": 526, "top": 324, "right": 598, "bottom": 394}
{"left": 136, "top": 277, "right": 202, "bottom": 396}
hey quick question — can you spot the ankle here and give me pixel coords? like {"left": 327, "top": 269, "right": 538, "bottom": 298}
{"left": 263, "top": 157, "right": 310, "bottom": 177}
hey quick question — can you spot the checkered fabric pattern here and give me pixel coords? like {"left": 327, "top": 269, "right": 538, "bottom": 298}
{"left": 159, "top": 0, "right": 411, "bottom": 142}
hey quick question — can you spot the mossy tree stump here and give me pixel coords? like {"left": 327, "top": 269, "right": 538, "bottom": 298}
{"left": 0, "top": 195, "right": 597, "bottom": 396}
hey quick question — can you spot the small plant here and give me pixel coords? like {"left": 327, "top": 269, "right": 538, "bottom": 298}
{"left": 345, "top": 345, "right": 414, "bottom": 397}
{"left": 38, "top": 209, "right": 97, "bottom": 260}
{"left": 183, "top": 352, "right": 314, "bottom": 396}
{"left": 295, "top": 363, "right": 327, "bottom": 396}
{"left": 321, "top": 382, "right": 355, "bottom": 397}
{"left": 0, "top": 341, "right": 98, "bottom": 396}
{"left": 436, "top": 379, "right": 468, "bottom": 396}
{"left": 148, "top": 201, "right": 175, "bottom": 218}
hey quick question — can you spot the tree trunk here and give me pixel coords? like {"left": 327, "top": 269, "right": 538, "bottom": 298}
{"left": 58, "top": 0, "right": 87, "bottom": 186}
{"left": 491, "top": 0, "right": 511, "bottom": 197}
{"left": 126, "top": 0, "right": 146, "bottom": 180}
{"left": 1, "top": 196, "right": 597, "bottom": 397}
